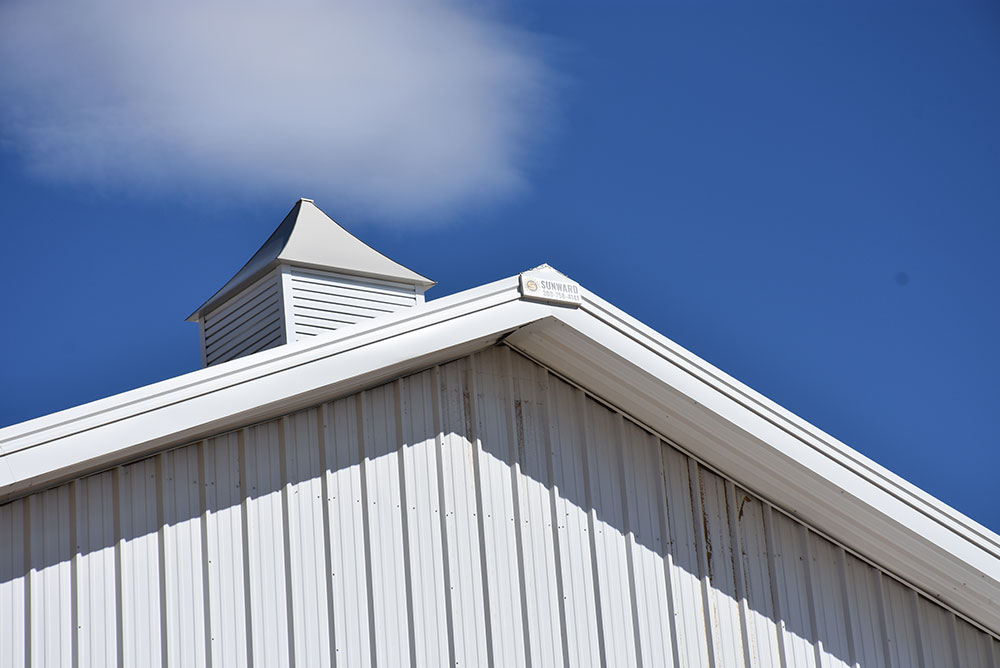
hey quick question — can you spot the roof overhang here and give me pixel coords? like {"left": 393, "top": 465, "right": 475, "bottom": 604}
{"left": 2, "top": 270, "right": 999, "bottom": 635}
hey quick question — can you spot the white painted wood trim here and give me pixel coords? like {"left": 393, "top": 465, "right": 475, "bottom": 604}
{"left": 279, "top": 264, "right": 295, "bottom": 346}
{"left": 198, "top": 317, "right": 208, "bottom": 369}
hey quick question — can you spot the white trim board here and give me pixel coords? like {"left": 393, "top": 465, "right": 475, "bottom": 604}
{"left": 1, "top": 268, "right": 998, "bottom": 634}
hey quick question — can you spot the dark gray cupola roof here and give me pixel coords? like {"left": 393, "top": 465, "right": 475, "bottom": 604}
{"left": 188, "top": 199, "right": 434, "bottom": 321}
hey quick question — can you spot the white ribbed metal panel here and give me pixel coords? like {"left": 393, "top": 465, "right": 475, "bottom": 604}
{"left": 286, "top": 267, "right": 419, "bottom": 340}
{"left": 1, "top": 345, "right": 998, "bottom": 667}
{"left": 202, "top": 271, "right": 283, "bottom": 367}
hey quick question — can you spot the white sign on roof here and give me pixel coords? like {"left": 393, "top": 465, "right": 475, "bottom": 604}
{"left": 519, "top": 269, "right": 582, "bottom": 307}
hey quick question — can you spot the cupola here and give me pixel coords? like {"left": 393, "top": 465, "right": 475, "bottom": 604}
{"left": 188, "top": 199, "right": 435, "bottom": 367}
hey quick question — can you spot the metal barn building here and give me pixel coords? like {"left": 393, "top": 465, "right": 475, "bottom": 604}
{"left": 1, "top": 200, "right": 998, "bottom": 667}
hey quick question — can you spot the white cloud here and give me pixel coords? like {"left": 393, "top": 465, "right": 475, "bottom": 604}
{"left": 0, "top": 1, "right": 554, "bottom": 222}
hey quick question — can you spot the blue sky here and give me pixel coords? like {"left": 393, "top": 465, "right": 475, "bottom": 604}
{"left": 1, "top": 3, "right": 998, "bottom": 531}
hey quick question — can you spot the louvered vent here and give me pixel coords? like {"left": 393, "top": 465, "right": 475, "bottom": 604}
{"left": 287, "top": 267, "right": 420, "bottom": 340}
{"left": 189, "top": 199, "right": 434, "bottom": 368}
{"left": 202, "top": 271, "right": 283, "bottom": 366}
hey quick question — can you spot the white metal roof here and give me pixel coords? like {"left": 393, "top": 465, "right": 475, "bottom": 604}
{"left": 188, "top": 199, "right": 435, "bottom": 321}
{"left": 3, "top": 267, "right": 999, "bottom": 635}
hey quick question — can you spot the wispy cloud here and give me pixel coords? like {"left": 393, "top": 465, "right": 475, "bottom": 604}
{"left": 0, "top": 1, "right": 555, "bottom": 222}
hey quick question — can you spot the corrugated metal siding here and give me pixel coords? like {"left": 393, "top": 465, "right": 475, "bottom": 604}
{"left": 1, "top": 346, "right": 997, "bottom": 667}
{"left": 203, "top": 272, "right": 284, "bottom": 366}
{"left": 286, "top": 267, "right": 418, "bottom": 340}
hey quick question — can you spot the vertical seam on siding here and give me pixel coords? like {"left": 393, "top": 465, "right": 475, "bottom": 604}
{"left": 654, "top": 436, "right": 685, "bottom": 668}
{"left": 69, "top": 480, "right": 79, "bottom": 668}
{"left": 430, "top": 365, "right": 458, "bottom": 668}
{"left": 537, "top": 367, "right": 572, "bottom": 668}
{"left": 577, "top": 390, "right": 609, "bottom": 668}
{"left": 393, "top": 379, "right": 419, "bottom": 668}
{"left": 317, "top": 404, "right": 339, "bottom": 667}
{"left": 613, "top": 414, "right": 644, "bottom": 668}
{"left": 196, "top": 441, "right": 214, "bottom": 668}
{"left": 277, "top": 418, "right": 297, "bottom": 668}
{"left": 689, "top": 461, "right": 719, "bottom": 667}
{"left": 466, "top": 356, "right": 497, "bottom": 668}
{"left": 237, "top": 429, "right": 255, "bottom": 668}
{"left": 502, "top": 342, "right": 1000, "bottom": 646}
{"left": 24, "top": 496, "right": 32, "bottom": 668}
{"left": 947, "top": 613, "right": 962, "bottom": 668}
{"left": 875, "top": 570, "right": 894, "bottom": 668}
{"left": 761, "top": 505, "right": 789, "bottom": 668}
{"left": 500, "top": 346, "right": 534, "bottom": 668}
{"left": 908, "top": 588, "right": 928, "bottom": 668}
{"left": 725, "top": 480, "right": 754, "bottom": 668}
{"left": 355, "top": 393, "right": 380, "bottom": 667}
{"left": 800, "top": 525, "right": 826, "bottom": 668}
{"left": 155, "top": 455, "right": 169, "bottom": 668}
{"left": 835, "top": 547, "right": 858, "bottom": 668}
{"left": 112, "top": 469, "right": 124, "bottom": 668}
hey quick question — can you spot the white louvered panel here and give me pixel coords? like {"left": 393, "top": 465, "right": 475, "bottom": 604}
{"left": 2, "top": 345, "right": 999, "bottom": 668}
{"left": 207, "top": 318, "right": 283, "bottom": 366}
{"left": 204, "top": 278, "right": 278, "bottom": 342}
{"left": 290, "top": 267, "right": 417, "bottom": 301}
{"left": 287, "top": 267, "right": 417, "bottom": 340}
{"left": 203, "top": 272, "right": 284, "bottom": 367}
{"left": 207, "top": 310, "right": 282, "bottom": 361}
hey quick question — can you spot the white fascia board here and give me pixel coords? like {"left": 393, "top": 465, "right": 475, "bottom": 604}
{"left": 2, "top": 269, "right": 999, "bottom": 633}
{"left": 0, "top": 275, "right": 531, "bottom": 497}
{"left": 580, "top": 290, "right": 1000, "bottom": 553}
{"left": 506, "top": 289, "right": 1000, "bottom": 634}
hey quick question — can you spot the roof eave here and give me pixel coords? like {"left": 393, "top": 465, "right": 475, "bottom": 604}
{"left": 505, "top": 302, "right": 1000, "bottom": 636}
{"left": 3, "top": 272, "right": 999, "bottom": 635}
